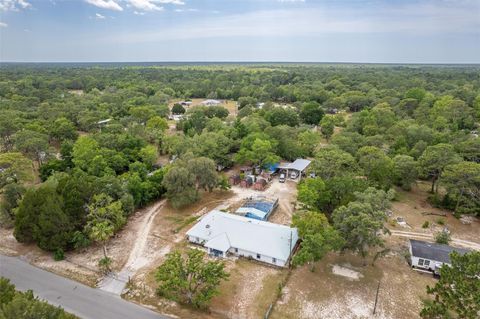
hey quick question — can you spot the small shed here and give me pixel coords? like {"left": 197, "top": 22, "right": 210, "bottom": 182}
{"left": 253, "top": 178, "right": 268, "bottom": 191}
{"left": 229, "top": 174, "right": 241, "bottom": 186}
{"left": 239, "top": 166, "right": 253, "bottom": 176}
{"left": 409, "top": 239, "right": 470, "bottom": 274}
{"left": 240, "top": 176, "right": 254, "bottom": 188}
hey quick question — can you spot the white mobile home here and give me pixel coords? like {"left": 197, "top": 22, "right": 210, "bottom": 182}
{"left": 186, "top": 210, "right": 298, "bottom": 267}
{"left": 409, "top": 239, "right": 470, "bottom": 274}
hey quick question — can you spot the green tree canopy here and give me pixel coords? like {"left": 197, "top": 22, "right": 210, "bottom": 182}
{"left": 419, "top": 143, "right": 461, "bottom": 193}
{"left": 442, "top": 162, "right": 480, "bottom": 215}
{"left": 155, "top": 249, "right": 229, "bottom": 309}
{"left": 420, "top": 251, "right": 480, "bottom": 319}
{"left": 292, "top": 211, "right": 344, "bottom": 271}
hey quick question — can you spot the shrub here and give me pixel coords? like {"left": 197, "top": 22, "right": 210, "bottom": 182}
{"left": 98, "top": 257, "right": 113, "bottom": 274}
{"left": 422, "top": 221, "right": 429, "bottom": 229}
{"left": 436, "top": 218, "right": 445, "bottom": 225}
{"left": 53, "top": 249, "right": 65, "bottom": 261}
{"left": 435, "top": 231, "right": 451, "bottom": 245}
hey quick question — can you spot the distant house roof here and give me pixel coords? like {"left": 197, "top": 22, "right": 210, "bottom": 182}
{"left": 410, "top": 239, "right": 470, "bottom": 264}
{"left": 278, "top": 159, "right": 312, "bottom": 172}
{"left": 187, "top": 210, "right": 298, "bottom": 261}
{"left": 97, "top": 119, "right": 112, "bottom": 125}
{"left": 201, "top": 99, "right": 221, "bottom": 105}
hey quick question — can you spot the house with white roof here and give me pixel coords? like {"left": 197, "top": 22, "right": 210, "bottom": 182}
{"left": 201, "top": 99, "right": 222, "bottom": 106}
{"left": 186, "top": 210, "right": 299, "bottom": 267}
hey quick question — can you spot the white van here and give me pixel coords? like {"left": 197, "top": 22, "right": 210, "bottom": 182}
{"left": 279, "top": 173, "right": 286, "bottom": 183}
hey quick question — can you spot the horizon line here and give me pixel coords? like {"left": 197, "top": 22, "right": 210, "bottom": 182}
{"left": 1, "top": 61, "right": 480, "bottom": 66}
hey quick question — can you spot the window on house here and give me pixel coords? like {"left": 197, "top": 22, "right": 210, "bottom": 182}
{"left": 418, "top": 259, "right": 424, "bottom": 266}
{"left": 272, "top": 258, "right": 276, "bottom": 263}
{"left": 424, "top": 260, "right": 430, "bottom": 267}
{"left": 256, "top": 253, "right": 261, "bottom": 259}
{"left": 235, "top": 248, "right": 238, "bottom": 253}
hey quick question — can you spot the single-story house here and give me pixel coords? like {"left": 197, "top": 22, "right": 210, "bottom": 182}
{"left": 178, "top": 101, "right": 193, "bottom": 107}
{"left": 186, "top": 210, "right": 298, "bottom": 267}
{"left": 409, "top": 239, "right": 470, "bottom": 274}
{"left": 235, "top": 196, "right": 278, "bottom": 221}
{"left": 278, "top": 159, "right": 312, "bottom": 182}
{"left": 201, "top": 99, "right": 222, "bottom": 106}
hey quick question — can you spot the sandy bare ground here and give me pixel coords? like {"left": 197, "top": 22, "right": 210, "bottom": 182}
{"left": 390, "top": 182, "right": 480, "bottom": 243}
{"left": 272, "top": 248, "right": 435, "bottom": 319}
{"left": 227, "top": 179, "right": 298, "bottom": 225}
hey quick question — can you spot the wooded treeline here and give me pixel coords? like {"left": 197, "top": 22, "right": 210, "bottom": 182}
{"left": 0, "top": 64, "right": 478, "bottom": 264}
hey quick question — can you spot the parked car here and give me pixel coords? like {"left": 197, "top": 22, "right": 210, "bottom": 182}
{"left": 290, "top": 171, "right": 298, "bottom": 179}
{"left": 279, "top": 173, "right": 286, "bottom": 183}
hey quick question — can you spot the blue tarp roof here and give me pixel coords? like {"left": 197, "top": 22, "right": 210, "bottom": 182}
{"left": 236, "top": 199, "right": 277, "bottom": 220}
{"left": 266, "top": 163, "right": 280, "bottom": 173}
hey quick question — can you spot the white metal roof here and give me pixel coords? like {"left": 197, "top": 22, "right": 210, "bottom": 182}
{"left": 235, "top": 207, "right": 268, "bottom": 219}
{"left": 205, "top": 233, "right": 231, "bottom": 252}
{"left": 187, "top": 210, "right": 298, "bottom": 261}
{"left": 97, "top": 119, "right": 112, "bottom": 124}
{"left": 278, "top": 159, "right": 311, "bottom": 172}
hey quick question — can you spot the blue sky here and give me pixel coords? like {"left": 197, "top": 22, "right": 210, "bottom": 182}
{"left": 0, "top": 0, "right": 479, "bottom": 63}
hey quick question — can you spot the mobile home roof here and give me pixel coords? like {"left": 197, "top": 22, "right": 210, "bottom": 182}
{"left": 410, "top": 239, "right": 470, "bottom": 264}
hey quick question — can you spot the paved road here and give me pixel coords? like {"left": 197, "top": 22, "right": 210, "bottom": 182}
{"left": 0, "top": 255, "right": 167, "bottom": 319}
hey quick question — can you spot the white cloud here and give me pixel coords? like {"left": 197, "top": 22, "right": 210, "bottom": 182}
{"left": 133, "top": 10, "right": 146, "bottom": 15}
{"left": 0, "top": 0, "right": 31, "bottom": 11}
{"left": 0, "top": 22, "right": 7, "bottom": 27}
{"left": 278, "top": 0, "right": 305, "bottom": 2}
{"left": 85, "top": 0, "right": 123, "bottom": 11}
{"left": 110, "top": 1, "right": 480, "bottom": 44}
{"left": 155, "top": 0, "right": 184, "bottom": 4}
{"left": 96, "top": 13, "right": 106, "bottom": 19}
{"left": 128, "top": 0, "right": 165, "bottom": 11}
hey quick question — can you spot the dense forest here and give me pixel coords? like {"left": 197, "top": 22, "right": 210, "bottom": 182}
{"left": 0, "top": 64, "right": 479, "bottom": 263}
